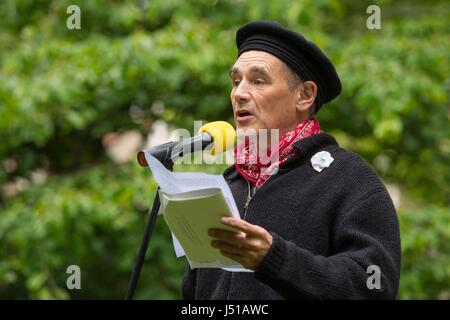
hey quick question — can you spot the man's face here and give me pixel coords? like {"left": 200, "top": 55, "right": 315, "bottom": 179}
{"left": 229, "top": 50, "right": 301, "bottom": 137}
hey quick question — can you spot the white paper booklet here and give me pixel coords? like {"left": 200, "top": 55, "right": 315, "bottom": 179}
{"left": 144, "top": 151, "right": 252, "bottom": 272}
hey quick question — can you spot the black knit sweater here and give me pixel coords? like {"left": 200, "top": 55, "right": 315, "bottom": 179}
{"left": 181, "top": 133, "right": 401, "bottom": 299}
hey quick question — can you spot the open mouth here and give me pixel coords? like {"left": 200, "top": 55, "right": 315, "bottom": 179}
{"left": 236, "top": 109, "right": 254, "bottom": 120}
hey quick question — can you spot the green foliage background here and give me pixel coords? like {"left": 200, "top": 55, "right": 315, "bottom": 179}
{"left": 0, "top": 0, "right": 448, "bottom": 299}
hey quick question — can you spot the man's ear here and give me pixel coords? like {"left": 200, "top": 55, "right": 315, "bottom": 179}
{"left": 295, "top": 81, "right": 317, "bottom": 113}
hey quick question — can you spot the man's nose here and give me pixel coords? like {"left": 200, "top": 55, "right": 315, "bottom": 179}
{"left": 232, "top": 80, "right": 251, "bottom": 104}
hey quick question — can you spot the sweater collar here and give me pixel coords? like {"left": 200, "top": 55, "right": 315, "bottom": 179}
{"left": 292, "top": 131, "right": 338, "bottom": 154}
{"left": 223, "top": 132, "right": 339, "bottom": 182}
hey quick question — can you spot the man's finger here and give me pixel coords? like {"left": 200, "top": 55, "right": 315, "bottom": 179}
{"left": 219, "top": 250, "right": 245, "bottom": 265}
{"left": 220, "top": 217, "right": 263, "bottom": 235}
{"left": 208, "top": 228, "right": 249, "bottom": 245}
{"left": 208, "top": 228, "right": 263, "bottom": 251}
{"left": 211, "top": 240, "right": 248, "bottom": 256}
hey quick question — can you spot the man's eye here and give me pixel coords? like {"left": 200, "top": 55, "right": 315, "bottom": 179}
{"left": 233, "top": 79, "right": 241, "bottom": 86}
{"left": 253, "top": 79, "right": 264, "bottom": 85}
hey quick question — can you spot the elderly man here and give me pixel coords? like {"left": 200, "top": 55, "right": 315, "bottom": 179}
{"left": 182, "top": 21, "right": 401, "bottom": 299}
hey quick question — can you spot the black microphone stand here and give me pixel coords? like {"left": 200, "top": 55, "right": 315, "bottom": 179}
{"left": 124, "top": 133, "right": 213, "bottom": 299}
{"left": 124, "top": 148, "right": 176, "bottom": 300}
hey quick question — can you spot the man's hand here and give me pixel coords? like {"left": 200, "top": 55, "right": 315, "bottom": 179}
{"left": 208, "top": 217, "right": 273, "bottom": 271}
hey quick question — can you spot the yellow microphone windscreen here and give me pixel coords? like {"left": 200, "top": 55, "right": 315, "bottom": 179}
{"left": 198, "top": 121, "right": 236, "bottom": 155}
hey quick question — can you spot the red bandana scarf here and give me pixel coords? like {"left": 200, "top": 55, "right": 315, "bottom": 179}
{"left": 234, "top": 119, "right": 321, "bottom": 188}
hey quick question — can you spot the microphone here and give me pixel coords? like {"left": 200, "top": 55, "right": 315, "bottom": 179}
{"left": 137, "top": 121, "right": 236, "bottom": 167}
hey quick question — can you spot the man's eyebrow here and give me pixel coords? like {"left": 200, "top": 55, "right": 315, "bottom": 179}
{"left": 229, "top": 65, "right": 270, "bottom": 77}
{"left": 249, "top": 65, "right": 270, "bottom": 76}
{"left": 229, "top": 67, "right": 238, "bottom": 77}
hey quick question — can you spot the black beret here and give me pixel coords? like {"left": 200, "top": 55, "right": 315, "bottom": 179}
{"left": 236, "top": 20, "right": 342, "bottom": 112}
